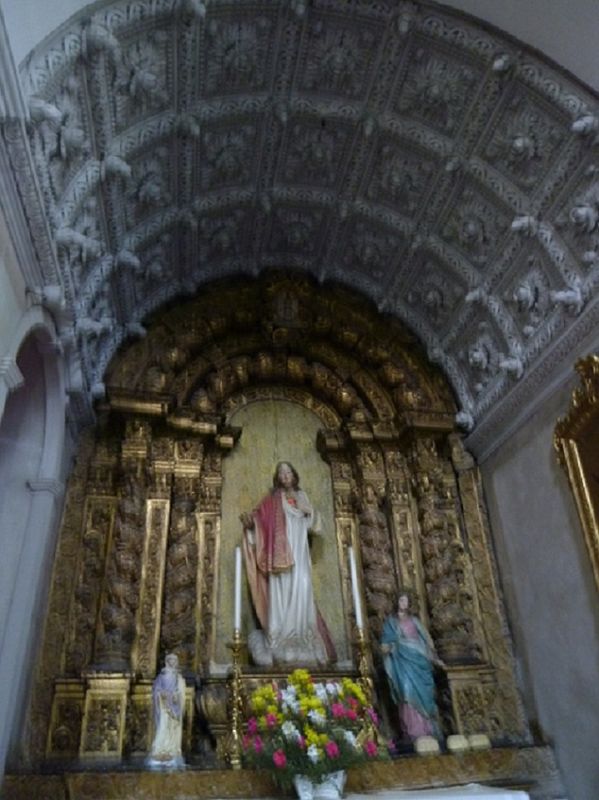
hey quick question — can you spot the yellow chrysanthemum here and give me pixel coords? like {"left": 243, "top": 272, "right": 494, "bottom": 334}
{"left": 304, "top": 725, "right": 320, "bottom": 746}
{"left": 251, "top": 696, "right": 267, "bottom": 713}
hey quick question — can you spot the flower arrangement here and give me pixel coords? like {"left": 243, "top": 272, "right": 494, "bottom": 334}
{"left": 242, "top": 669, "right": 382, "bottom": 789}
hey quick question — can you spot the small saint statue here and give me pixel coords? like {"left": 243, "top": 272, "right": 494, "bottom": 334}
{"left": 146, "top": 653, "right": 186, "bottom": 769}
{"left": 381, "top": 591, "right": 445, "bottom": 743}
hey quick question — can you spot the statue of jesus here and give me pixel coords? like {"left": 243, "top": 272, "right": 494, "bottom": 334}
{"left": 240, "top": 461, "right": 336, "bottom": 666}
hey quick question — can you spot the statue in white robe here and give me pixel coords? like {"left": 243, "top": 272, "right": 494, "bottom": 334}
{"left": 146, "top": 653, "right": 186, "bottom": 768}
{"left": 241, "top": 461, "right": 336, "bottom": 667}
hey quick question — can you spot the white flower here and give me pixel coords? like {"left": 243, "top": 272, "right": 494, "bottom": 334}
{"left": 314, "top": 682, "right": 328, "bottom": 703}
{"left": 282, "top": 698, "right": 300, "bottom": 714}
{"left": 282, "top": 721, "right": 300, "bottom": 741}
{"left": 326, "top": 682, "right": 340, "bottom": 697}
{"left": 307, "top": 744, "right": 321, "bottom": 763}
{"left": 343, "top": 730, "right": 358, "bottom": 749}
{"left": 308, "top": 709, "right": 326, "bottom": 727}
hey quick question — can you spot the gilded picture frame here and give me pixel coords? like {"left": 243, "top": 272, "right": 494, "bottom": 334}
{"left": 554, "top": 354, "right": 599, "bottom": 592}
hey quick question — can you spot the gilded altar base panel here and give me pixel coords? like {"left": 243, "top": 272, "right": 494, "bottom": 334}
{"left": 2, "top": 746, "right": 561, "bottom": 800}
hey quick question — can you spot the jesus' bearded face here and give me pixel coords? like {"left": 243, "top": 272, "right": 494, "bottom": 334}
{"left": 277, "top": 463, "right": 295, "bottom": 489}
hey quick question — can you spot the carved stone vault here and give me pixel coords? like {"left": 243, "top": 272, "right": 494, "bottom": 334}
{"left": 28, "top": 276, "right": 530, "bottom": 766}
{"left": 2, "top": 0, "right": 598, "bottom": 460}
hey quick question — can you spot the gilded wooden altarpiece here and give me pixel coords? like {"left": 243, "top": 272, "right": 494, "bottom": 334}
{"left": 25, "top": 276, "right": 529, "bottom": 769}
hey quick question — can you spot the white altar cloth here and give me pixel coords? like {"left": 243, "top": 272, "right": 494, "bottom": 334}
{"left": 217, "top": 782, "right": 530, "bottom": 800}
{"left": 347, "top": 784, "right": 529, "bottom": 799}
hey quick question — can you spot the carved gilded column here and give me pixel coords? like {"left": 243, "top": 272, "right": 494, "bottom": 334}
{"left": 43, "top": 435, "right": 120, "bottom": 762}
{"left": 409, "top": 436, "right": 483, "bottom": 665}
{"left": 382, "top": 445, "right": 427, "bottom": 620}
{"left": 160, "top": 474, "right": 201, "bottom": 672}
{"left": 446, "top": 433, "right": 529, "bottom": 740}
{"left": 352, "top": 439, "right": 396, "bottom": 641}
{"left": 198, "top": 445, "right": 223, "bottom": 671}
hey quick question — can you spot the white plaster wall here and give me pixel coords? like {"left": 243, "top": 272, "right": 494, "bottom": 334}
{"left": 481, "top": 382, "right": 599, "bottom": 800}
{"left": 2, "top": 0, "right": 599, "bottom": 91}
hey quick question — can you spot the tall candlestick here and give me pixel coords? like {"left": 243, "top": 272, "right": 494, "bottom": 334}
{"left": 348, "top": 546, "right": 364, "bottom": 630}
{"left": 234, "top": 546, "right": 242, "bottom": 632}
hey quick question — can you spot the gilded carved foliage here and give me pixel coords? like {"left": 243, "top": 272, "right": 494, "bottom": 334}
{"left": 160, "top": 495, "right": 199, "bottom": 671}
{"left": 94, "top": 473, "right": 147, "bottom": 669}
{"left": 410, "top": 437, "right": 482, "bottom": 664}
{"left": 356, "top": 482, "right": 396, "bottom": 639}
{"left": 83, "top": 699, "right": 121, "bottom": 754}
{"left": 66, "top": 499, "right": 116, "bottom": 675}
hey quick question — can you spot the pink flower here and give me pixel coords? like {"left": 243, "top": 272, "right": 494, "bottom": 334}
{"left": 253, "top": 735, "right": 264, "bottom": 754}
{"left": 297, "top": 736, "right": 306, "bottom": 749}
{"left": 346, "top": 709, "right": 357, "bottom": 721}
{"left": 364, "top": 740, "right": 377, "bottom": 758}
{"left": 325, "top": 741, "right": 340, "bottom": 759}
{"left": 242, "top": 734, "right": 252, "bottom": 750}
{"left": 273, "top": 749, "right": 287, "bottom": 768}
{"left": 247, "top": 717, "right": 258, "bottom": 735}
{"left": 347, "top": 697, "right": 359, "bottom": 709}
{"left": 265, "top": 712, "right": 278, "bottom": 728}
{"left": 367, "top": 707, "right": 379, "bottom": 725}
{"left": 331, "top": 702, "right": 346, "bottom": 718}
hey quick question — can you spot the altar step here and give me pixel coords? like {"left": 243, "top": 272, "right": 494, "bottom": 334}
{"left": 2, "top": 746, "right": 563, "bottom": 800}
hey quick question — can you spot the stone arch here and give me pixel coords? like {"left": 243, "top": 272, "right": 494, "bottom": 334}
{"left": 0, "top": 315, "right": 66, "bottom": 771}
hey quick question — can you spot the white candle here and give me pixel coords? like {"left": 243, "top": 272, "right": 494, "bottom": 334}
{"left": 348, "top": 546, "right": 364, "bottom": 630}
{"left": 234, "top": 546, "right": 242, "bottom": 632}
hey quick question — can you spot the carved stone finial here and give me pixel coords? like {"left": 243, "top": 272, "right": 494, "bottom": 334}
{"left": 100, "top": 155, "right": 131, "bottom": 182}
{"left": 511, "top": 215, "right": 538, "bottom": 236}
{"left": 177, "top": 113, "right": 201, "bottom": 139}
{"left": 571, "top": 114, "right": 599, "bottom": 135}
{"left": 550, "top": 284, "right": 584, "bottom": 316}
{"left": 76, "top": 317, "right": 112, "bottom": 338}
{"left": 498, "top": 355, "right": 524, "bottom": 379}
{"left": 455, "top": 410, "right": 474, "bottom": 432}
{"left": 126, "top": 322, "right": 147, "bottom": 339}
{"left": 492, "top": 53, "right": 512, "bottom": 73}
{"left": 465, "top": 287, "right": 486, "bottom": 304}
{"left": 570, "top": 203, "right": 598, "bottom": 234}
{"left": 28, "top": 97, "right": 62, "bottom": 127}
{"left": 91, "top": 381, "right": 106, "bottom": 400}
{"left": 116, "top": 249, "right": 141, "bottom": 271}
{"left": 177, "top": 0, "right": 207, "bottom": 20}
{"left": 82, "top": 22, "right": 121, "bottom": 62}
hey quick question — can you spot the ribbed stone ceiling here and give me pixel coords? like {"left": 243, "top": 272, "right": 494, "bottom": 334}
{"left": 13, "top": 0, "right": 599, "bottom": 455}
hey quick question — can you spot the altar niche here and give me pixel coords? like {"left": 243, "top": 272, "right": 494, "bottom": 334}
{"left": 26, "top": 275, "right": 530, "bottom": 770}
{"left": 217, "top": 399, "right": 347, "bottom": 669}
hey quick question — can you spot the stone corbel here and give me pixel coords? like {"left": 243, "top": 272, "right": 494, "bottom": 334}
{"left": 27, "top": 478, "right": 64, "bottom": 497}
{"left": 0, "top": 356, "right": 24, "bottom": 393}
